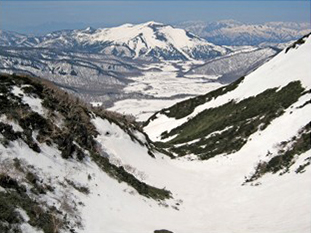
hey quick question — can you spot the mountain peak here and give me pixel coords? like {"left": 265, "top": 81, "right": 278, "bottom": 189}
{"left": 143, "top": 21, "right": 164, "bottom": 27}
{"left": 60, "top": 21, "right": 229, "bottom": 60}
{"left": 119, "top": 23, "right": 134, "bottom": 28}
{"left": 82, "top": 26, "right": 96, "bottom": 33}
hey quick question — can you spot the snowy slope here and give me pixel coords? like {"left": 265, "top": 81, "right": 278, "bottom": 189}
{"left": 145, "top": 33, "right": 311, "bottom": 142}
{"left": 0, "top": 73, "right": 174, "bottom": 232}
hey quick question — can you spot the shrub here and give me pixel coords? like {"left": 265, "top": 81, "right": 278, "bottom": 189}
{"left": 245, "top": 123, "right": 311, "bottom": 182}
{"left": 65, "top": 179, "right": 90, "bottom": 195}
{"left": 154, "top": 230, "right": 174, "bottom": 233}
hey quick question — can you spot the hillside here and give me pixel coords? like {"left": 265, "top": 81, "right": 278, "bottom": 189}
{"left": 0, "top": 73, "right": 173, "bottom": 232}
{"left": 186, "top": 46, "right": 277, "bottom": 83}
{"left": 145, "top": 33, "right": 311, "bottom": 162}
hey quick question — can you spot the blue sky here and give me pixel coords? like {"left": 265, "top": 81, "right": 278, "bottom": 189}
{"left": 0, "top": 1, "right": 310, "bottom": 34}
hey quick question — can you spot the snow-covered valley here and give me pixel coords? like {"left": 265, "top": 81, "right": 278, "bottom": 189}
{"left": 0, "top": 21, "right": 310, "bottom": 233}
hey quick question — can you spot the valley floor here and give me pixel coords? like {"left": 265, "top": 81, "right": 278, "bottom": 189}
{"left": 80, "top": 104, "right": 311, "bottom": 233}
{"left": 109, "top": 62, "right": 222, "bottom": 121}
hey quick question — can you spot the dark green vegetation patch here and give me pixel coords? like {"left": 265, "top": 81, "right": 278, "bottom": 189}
{"left": 285, "top": 32, "right": 311, "bottom": 53}
{"left": 92, "top": 153, "right": 171, "bottom": 200}
{"left": 156, "top": 81, "right": 305, "bottom": 160}
{"left": 0, "top": 174, "right": 63, "bottom": 233}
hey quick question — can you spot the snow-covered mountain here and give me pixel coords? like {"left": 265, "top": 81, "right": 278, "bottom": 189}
{"left": 1, "top": 34, "right": 311, "bottom": 233}
{"left": 177, "top": 20, "right": 310, "bottom": 46}
{"left": 0, "top": 30, "right": 38, "bottom": 47}
{"left": 0, "top": 22, "right": 230, "bottom": 61}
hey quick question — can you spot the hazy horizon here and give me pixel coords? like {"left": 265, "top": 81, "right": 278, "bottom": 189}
{"left": 0, "top": 1, "right": 310, "bottom": 35}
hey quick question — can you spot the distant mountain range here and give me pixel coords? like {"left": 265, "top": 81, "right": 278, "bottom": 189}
{"left": 2, "top": 20, "right": 308, "bottom": 53}
{"left": 177, "top": 20, "right": 310, "bottom": 46}
{"left": 0, "top": 21, "right": 231, "bottom": 61}
{"left": 1, "top": 20, "right": 307, "bottom": 61}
